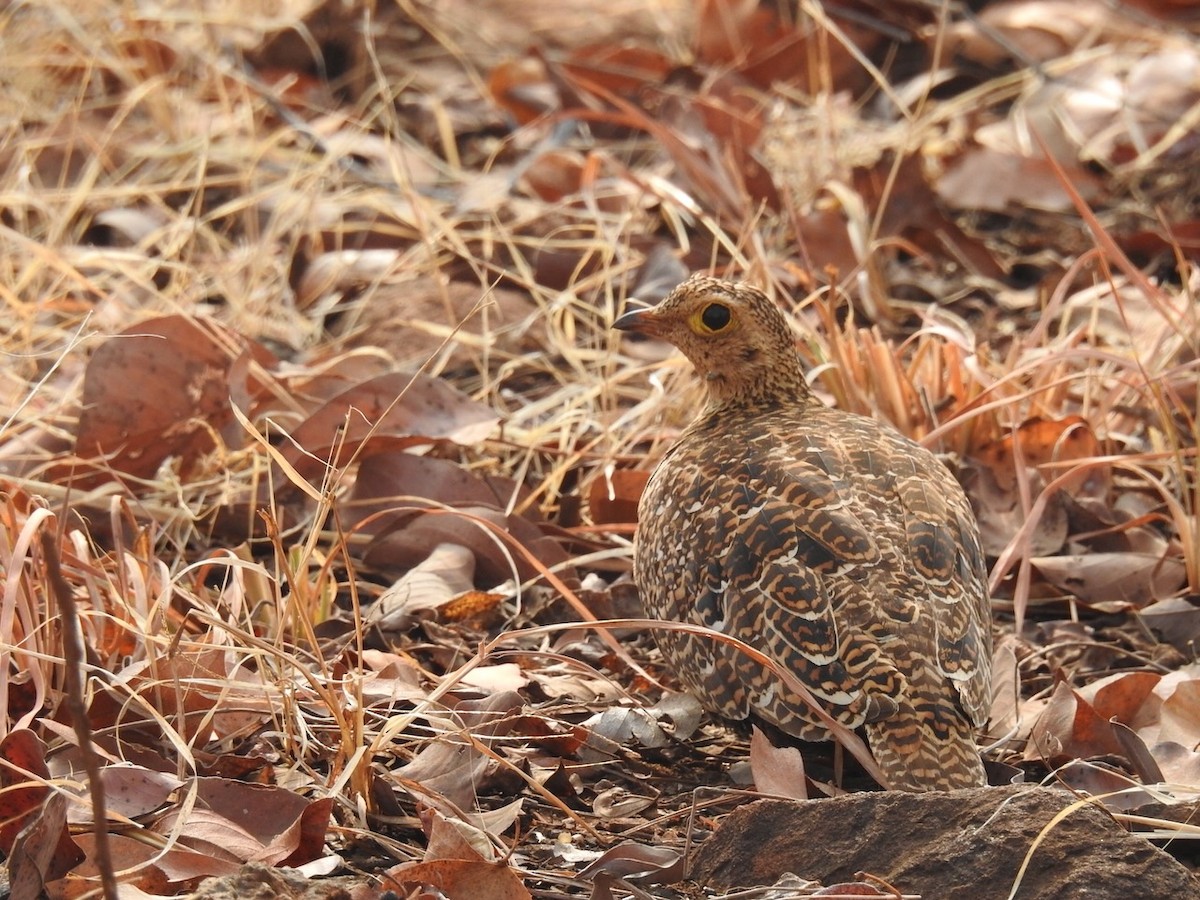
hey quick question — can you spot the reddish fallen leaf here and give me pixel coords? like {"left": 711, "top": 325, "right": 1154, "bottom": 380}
{"left": 587, "top": 468, "right": 650, "bottom": 525}
{"left": 561, "top": 43, "right": 674, "bottom": 98}
{"left": 384, "top": 858, "right": 532, "bottom": 900}
{"left": 0, "top": 730, "right": 83, "bottom": 882}
{"left": 48, "top": 832, "right": 240, "bottom": 898}
{"left": 1078, "top": 670, "right": 1162, "bottom": 731}
{"left": 812, "top": 883, "right": 892, "bottom": 897}
{"left": 749, "top": 725, "right": 808, "bottom": 800}
{"left": 153, "top": 778, "right": 332, "bottom": 867}
{"left": 384, "top": 805, "right": 532, "bottom": 900}
{"left": 8, "top": 792, "right": 70, "bottom": 900}
{"left": 488, "top": 56, "right": 557, "bottom": 124}
{"left": 1027, "top": 681, "right": 1126, "bottom": 764}
{"left": 69, "top": 316, "right": 269, "bottom": 486}
{"left": 281, "top": 372, "right": 498, "bottom": 480}
{"left": 974, "top": 415, "right": 1105, "bottom": 494}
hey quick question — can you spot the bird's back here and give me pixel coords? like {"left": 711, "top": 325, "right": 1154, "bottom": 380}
{"left": 635, "top": 400, "right": 991, "bottom": 791}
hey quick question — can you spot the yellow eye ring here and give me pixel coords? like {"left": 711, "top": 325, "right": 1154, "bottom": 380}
{"left": 690, "top": 302, "right": 733, "bottom": 334}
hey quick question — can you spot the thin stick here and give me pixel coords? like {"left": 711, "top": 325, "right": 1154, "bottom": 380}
{"left": 40, "top": 523, "right": 118, "bottom": 900}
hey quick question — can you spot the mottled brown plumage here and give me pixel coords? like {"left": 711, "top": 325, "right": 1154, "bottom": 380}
{"left": 614, "top": 274, "right": 992, "bottom": 791}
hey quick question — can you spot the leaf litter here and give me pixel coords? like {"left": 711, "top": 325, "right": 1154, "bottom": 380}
{"left": 2, "top": 0, "right": 1200, "bottom": 897}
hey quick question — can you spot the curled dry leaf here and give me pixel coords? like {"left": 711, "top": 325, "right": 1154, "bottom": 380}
{"left": 351, "top": 453, "right": 571, "bottom": 585}
{"left": 579, "top": 706, "right": 671, "bottom": 761}
{"left": 153, "top": 778, "right": 333, "bottom": 868}
{"left": 373, "top": 542, "right": 478, "bottom": 630}
{"left": 577, "top": 839, "right": 684, "bottom": 888}
{"left": 592, "top": 786, "right": 654, "bottom": 819}
{"left": 1027, "top": 681, "right": 1127, "bottom": 764}
{"left": 382, "top": 796, "right": 532, "bottom": 899}
{"left": 280, "top": 371, "right": 499, "bottom": 480}
{"left": 391, "top": 692, "right": 526, "bottom": 812}
{"left": 8, "top": 792, "right": 69, "bottom": 900}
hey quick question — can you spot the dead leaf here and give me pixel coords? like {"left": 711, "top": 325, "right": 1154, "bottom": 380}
{"left": 70, "top": 316, "right": 265, "bottom": 485}
{"left": 373, "top": 542, "right": 478, "bottom": 629}
{"left": 578, "top": 839, "right": 685, "bottom": 893}
{"left": 0, "top": 730, "right": 83, "bottom": 883}
{"left": 750, "top": 726, "right": 808, "bottom": 800}
{"left": 154, "top": 778, "right": 332, "bottom": 867}
{"left": 1027, "top": 681, "right": 1126, "bottom": 763}
{"left": 384, "top": 858, "right": 532, "bottom": 900}
{"left": 1032, "top": 552, "right": 1188, "bottom": 610}
{"left": 68, "top": 765, "right": 184, "bottom": 823}
{"left": 8, "top": 793, "right": 70, "bottom": 900}
{"left": 281, "top": 372, "right": 499, "bottom": 480}
{"left": 588, "top": 468, "right": 649, "bottom": 525}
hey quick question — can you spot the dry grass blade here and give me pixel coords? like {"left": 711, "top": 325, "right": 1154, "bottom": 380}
{"left": 3, "top": 0, "right": 1200, "bottom": 894}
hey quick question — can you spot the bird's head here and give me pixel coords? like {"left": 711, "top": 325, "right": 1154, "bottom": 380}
{"left": 613, "top": 274, "right": 811, "bottom": 410}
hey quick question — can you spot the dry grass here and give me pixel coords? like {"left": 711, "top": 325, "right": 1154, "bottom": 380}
{"left": 2, "top": 0, "right": 1200, "bottom": 895}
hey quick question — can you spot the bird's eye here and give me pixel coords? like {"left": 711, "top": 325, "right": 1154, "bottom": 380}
{"left": 699, "top": 303, "right": 731, "bottom": 332}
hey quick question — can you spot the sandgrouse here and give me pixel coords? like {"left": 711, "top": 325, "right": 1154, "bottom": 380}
{"left": 613, "top": 274, "right": 991, "bottom": 791}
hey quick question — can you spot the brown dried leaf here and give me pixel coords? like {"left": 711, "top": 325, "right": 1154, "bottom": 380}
{"left": 1027, "top": 681, "right": 1125, "bottom": 763}
{"left": 988, "top": 635, "right": 1022, "bottom": 740}
{"left": 0, "top": 730, "right": 82, "bottom": 882}
{"left": 384, "top": 858, "right": 532, "bottom": 900}
{"left": 578, "top": 839, "right": 685, "bottom": 884}
{"left": 749, "top": 726, "right": 808, "bottom": 800}
{"left": 587, "top": 468, "right": 649, "bottom": 526}
{"left": 974, "top": 416, "right": 1104, "bottom": 495}
{"left": 965, "top": 463, "right": 1068, "bottom": 558}
{"left": 71, "top": 316, "right": 266, "bottom": 484}
{"left": 353, "top": 454, "right": 570, "bottom": 584}
{"left": 68, "top": 766, "right": 184, "bottom": 823}
{"left": 1078, "top": 670, "right": 1162, "bottom": 730}
{"left": 155, "top": 778, "right": 332, "bottom": 866}
{"left": 8, "top": 793, "right": 70, "bottom": 900}
{"left": 51, "top": 832, "right": 240, "bottom": 897}
{"left": 937, "top": 145, "right": 1103, "bottom": 213}
{"left": 1139, "top": 596, "right": 1200, "bottom": 653}
{"left": 281, "top": 372, "right": 498, "bottom": 480}
{"left": 1031, "top": 552, "right": 1188, "bottom": 611}
{"left": 1150, "top": 671, "right": 1200, "bottom": 749}
{"left": 373, "top": 543, "right": 477, "bottom": 629}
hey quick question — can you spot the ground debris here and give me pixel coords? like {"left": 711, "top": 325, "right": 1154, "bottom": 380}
{"left": 691, "top": 786, "right": 1200, "bottom": 899}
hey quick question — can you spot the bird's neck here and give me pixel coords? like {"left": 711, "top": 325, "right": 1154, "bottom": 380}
{"left": 700, "top": 362, "right": 813, "bottom": 415}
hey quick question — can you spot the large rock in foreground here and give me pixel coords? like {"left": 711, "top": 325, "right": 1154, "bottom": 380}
{"left": 692, "top": 786, "right": 1199, "bottom": 899}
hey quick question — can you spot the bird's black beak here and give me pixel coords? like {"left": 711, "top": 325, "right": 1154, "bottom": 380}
{"left": 612, "top": 306, "right": 660, "bottom": 336}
